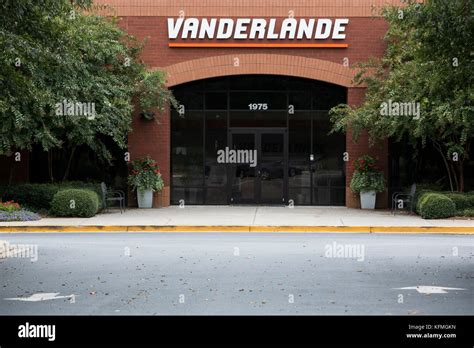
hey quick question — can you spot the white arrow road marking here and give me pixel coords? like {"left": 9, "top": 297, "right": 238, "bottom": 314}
{"left": 394, "top": 286, "right": 466, "bottom": 294}
{"left": 4, "top": 292, "right": 76, "bottom": 302}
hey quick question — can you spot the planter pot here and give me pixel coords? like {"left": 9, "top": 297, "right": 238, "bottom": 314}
{"left": 360, "top": 190, "right": 376, "bottom": 209}
{"left": 137, "top": 189, "right": 153, "bottom": 208}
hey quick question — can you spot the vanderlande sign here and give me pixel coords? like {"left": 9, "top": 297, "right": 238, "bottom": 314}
{"left": 167, "top": 17, "right": 350, "bottom": 48}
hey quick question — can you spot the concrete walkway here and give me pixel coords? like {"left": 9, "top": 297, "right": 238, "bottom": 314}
{"left": 0, "top": 207, "right": 473, "bottom": 233}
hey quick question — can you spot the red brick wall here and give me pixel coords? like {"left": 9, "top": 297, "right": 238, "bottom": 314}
{"left": 346, "top": 88, "right": 389, "bottom": 208}
{"left": 128, "top": 107, "right": 171, "bottom": 207}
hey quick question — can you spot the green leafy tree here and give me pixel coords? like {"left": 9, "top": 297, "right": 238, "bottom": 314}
{"left": 329, "top": 0, "right": 473, "bottom": 191}
{"left": 0, "top": 0, "right": 174, "bottom": 181}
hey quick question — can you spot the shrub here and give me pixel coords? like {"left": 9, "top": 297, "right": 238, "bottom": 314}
{"left": 58, "top": 182, "right": 104, "bottom": 210}
{"left": 0, "top": 184, "right": 58, "bottom": 210}
{"left": 50, "top": 189, "right": 100, "bottom": 218}
{"left": 414, "top": 189, "right": 436, "bottom": 214}
{"left": 416, "top": 183, "right": 444, "bottom": 192}
{"left": 0, "top": 210, "right": 41, "bottom": 221}
{"left": 465, "top": 194, "right": 474, "bottom": 208}
{"left": 459, "top": 208, "right": 474, "bottom": 217}
{"left": 418, "top": 193, "right": 456, "bottom": 219}
{"left": 0, "top": 182, "right": 103, "bottom": 211}
{"left": 443, "top": 193, "right": 471, "bottom": 211}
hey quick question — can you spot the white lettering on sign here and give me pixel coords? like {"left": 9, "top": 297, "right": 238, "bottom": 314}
{"left": 168, "top": 17, "right": 349, "bottom": 40}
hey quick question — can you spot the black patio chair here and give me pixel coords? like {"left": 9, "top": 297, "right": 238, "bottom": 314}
{"left": 100, "top": 182, "right": 126, "bottom": 213}
{"left": 391, "top": 183, "right": 417, "bottom": 215}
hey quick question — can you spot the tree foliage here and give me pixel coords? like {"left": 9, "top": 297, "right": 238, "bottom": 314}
{"left": 0, "top": 0, "right": 174, "bottom": 180}
{"left": 329, "top": 0, "right": 474, "bottom": 191}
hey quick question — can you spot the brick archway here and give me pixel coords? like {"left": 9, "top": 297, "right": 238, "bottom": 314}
{"left": 162, "top": 54, "right": 357, "bottom": 88}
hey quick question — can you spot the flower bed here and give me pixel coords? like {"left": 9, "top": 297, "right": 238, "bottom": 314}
{"left": 0, "top": 201, "right": 40, "bottom": 221}
{"left": 0, "top": 210, "right": 41, "bottom": 222}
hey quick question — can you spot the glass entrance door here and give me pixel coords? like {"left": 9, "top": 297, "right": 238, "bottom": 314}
{"left": 229, "top": 132, "right": 257, "bottom": 204}
{"left": 229, "top": 129, "right": 287, "bottom": 204}
{"left": 259, "top": 132, "right": 286, "bottom": 204}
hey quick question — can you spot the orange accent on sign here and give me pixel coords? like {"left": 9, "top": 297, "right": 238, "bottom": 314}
{"left": 169, "top": 43, "right": 348, "bottom": 49}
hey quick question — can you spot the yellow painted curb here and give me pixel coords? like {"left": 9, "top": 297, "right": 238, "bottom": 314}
{"left": 0, "top": 225, "right": 472, "bottom": 234}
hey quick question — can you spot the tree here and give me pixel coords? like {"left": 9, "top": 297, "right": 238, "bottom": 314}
{"left": 0, "top": 0, "right": 174, "bottom": 182}
{"left": 329, "top": 0, "right": 474, "bottom": 191}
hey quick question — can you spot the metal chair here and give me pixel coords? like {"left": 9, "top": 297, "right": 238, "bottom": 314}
{"left": 100, "top": 182, "right": 126, "bottom": 213}
{"left": 391, "top": 183, "right": 417, "bottom": 215}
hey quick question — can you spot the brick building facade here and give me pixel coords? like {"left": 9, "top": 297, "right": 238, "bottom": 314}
{"left": 4, "top": 0, "right": 401, "bottom": 208}
{"left": 93, "top": 0, "right": 401, "bottom": 208}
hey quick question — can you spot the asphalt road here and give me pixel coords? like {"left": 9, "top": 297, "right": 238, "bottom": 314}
{"left": 0, "top": 233, "right": 472, "bottom": 315}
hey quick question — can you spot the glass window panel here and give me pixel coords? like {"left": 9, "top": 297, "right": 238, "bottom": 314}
{"left": 171, "top": 187, "right": 204, "bottom": 205}
{"left": 171, "top": 111, "right": 204, "bottom": 187}
{"left": 289, "top": 187, "right": 311, "bottom": 205}
{"left": 287, "top": 78, "right": 316, "bottom": 91}
{"left": 230, "top": 133, "right": 256, "bottom": 202}
{"left": 205, "top": 92, "right": 227, "bottom": 110}
{"left": 172, "top": 91, "right": 204, "bottom": 110}
{"left": 313, "top": 187, "right": 331, "bottom": 205}
{"left": 229, "top": 111, "right": 286, "bottom": 127}
{"left": 260, "top": 133, "right": 284, "bottom": 203}
{"left": 289, "top": 112, "right": 311, "bottom": 187}
{"left": 312, "top": 84, "right": 346, "bottom": 110}
{"left": 312, "top": 111, "right": 345, "bottom": 205}
{"left": 205, "top": 112, "right": 228, "bottom": 204}
{"left": 204, "top": 76, "right": 228, "bottom": 90}
{"left": 230, "top": 75, "right": 288, "bottom": 90}
{"left": 205, "top": 187, "right": 228, "bottom": 204}
{"left": 289, "top": 92, "right": 312, "bottom": 110}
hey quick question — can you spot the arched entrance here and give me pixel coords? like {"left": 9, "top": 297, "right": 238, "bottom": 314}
{"left": 170, "top": 75, "right": 347, "bottom": 206}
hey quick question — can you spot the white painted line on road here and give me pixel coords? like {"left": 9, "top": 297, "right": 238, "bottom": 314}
{"left": 4, "top": 292, "right": 76, "bottom": 302}
{"left": 394, "top": 286, "right": 466, "bottom": 294}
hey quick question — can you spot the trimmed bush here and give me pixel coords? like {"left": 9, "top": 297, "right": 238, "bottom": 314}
{"left": 0, "top": 184, "right": 58, "bottom": 210}
{"left": 460, "top": 208, "right": 474, "bottom": 217}
{"left": 418, "top": 193, "right": 456, "bottom": 219}
{"left": 443, "top": 193, "right": 471, "bottom": 211}
{"left": 50, "top": 189, "right": 100, "bottom": 218}
{"left": 414, "top": 190, "right": 436, "bottom": 214}
{"left": 465, "top": 194, "right": 474, "bottom": 208}
{"left": 0, "top": 182, "right": 103, "bottom": 211}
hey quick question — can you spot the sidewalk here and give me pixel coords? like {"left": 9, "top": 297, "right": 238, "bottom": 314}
{"left": 0, "top": 206, "right": 473, "bottom": 233}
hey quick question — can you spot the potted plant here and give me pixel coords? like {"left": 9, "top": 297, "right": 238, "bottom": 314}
{"left": 350, "top": 155, "right": 385, "bottom": 209}
{"left": 128, "top": 156, "right": 164, "bottom": 208}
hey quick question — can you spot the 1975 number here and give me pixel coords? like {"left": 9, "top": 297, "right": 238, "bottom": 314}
{"left": 248, "top": 103, "right": 268, "bottom": 111}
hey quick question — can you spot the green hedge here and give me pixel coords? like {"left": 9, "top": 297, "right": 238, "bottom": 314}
{"left": 459, "top": 208, "right": 474, "bottom": 217}
{"left": 414, "top": 189, "right": 436, "bottom": 214}
{"left": 0, "top": 182, "right": 103, "bottom": 211}
{"left": 418, "top": 193, "right": 456, "bottom": 219}
{"left": 50, "top": 189, "right": 100, "bottom": 218}
{"left": 466, "top": 194, "right": 474, "bottom": 207}
{"left": 443, "top": 193, "right": 471, "bottom": 211}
